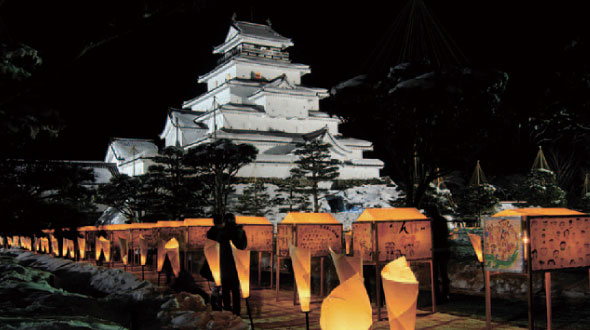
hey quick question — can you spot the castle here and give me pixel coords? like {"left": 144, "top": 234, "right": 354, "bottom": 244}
{"left": 106, "top": 20, "right": 383, "bottom": 180}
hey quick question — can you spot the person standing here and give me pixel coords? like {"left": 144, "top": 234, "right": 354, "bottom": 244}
{"left": 426, "top": 205, "right": 451, "bottom": 304}
{"left": 206, "top": 213, "right": 247, "bottom": 315}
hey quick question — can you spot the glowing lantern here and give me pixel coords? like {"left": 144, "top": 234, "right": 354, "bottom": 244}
{"left": 118, "top": 238, "right": 129, "bottom": 265}
{"left": 157, "top": 238, "right": 180, "bottom": 277}
{"left": 231, "top": 241, "right": 250, "bottom": 298}
{"left": 344, "top": 231, "right": 352, "bottom": 255}
{"left": 78, "top": 237, "right": 86, "bottom": 259}
{"left": 62, "top": 238, "right": 69, "bottom": 257}
{"left": 7, "top": 237, "right": 13, "bottom": 247}
{"left": 381, "top": 256, "right": 419, "bottom": 330}
{"left": 289, "top": 244, "right": 311, "bottom": 312}
{"left": 67, "top": 239, "right": 75, "bottom": 258}
{"left": 204, "top": 239, "right": 222, "bottom": 286}
{"left": 0, "top": 236, "right": 3, "bottom": 246}
{"left": 320, "top": 273, "right": 372, "bottom": 330}
{"left": 467, "top": 233, "right": 484, "bottom": 263}
{"left": 139, "top": 235, "right": 148, "bottom": 266}
{"left": 329, "top": 247, "right": 362, "bottom": 283}
{"left": 51, "top": 235, "right": 59, "bottom": 256}
{"left": 40, "top": 238, "right": 49, "bottom": 253}
{"left": 95, "top": 236, "right": 111, "bottom": 262}
{"left": 13, "top": 236, "right": 20, "bottom": 248}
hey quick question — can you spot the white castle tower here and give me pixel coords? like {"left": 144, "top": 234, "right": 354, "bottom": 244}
{"left": 160, "top": 20, "right": 383, "bottom": 179}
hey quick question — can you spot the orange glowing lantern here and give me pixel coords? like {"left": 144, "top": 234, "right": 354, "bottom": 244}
{"left": 329, "top": 247, "right": 362, "bottom": 283}
{"left": 67, "top": 239, "right": 75, "bottom": 258}
{"left": 289, "top": 244, "right": 311, "bottom": 312}
{"left": 118, "top": 238, "right": 129, "bottom": 265}
{"left": 204, "top": 239, "right": 222, "bottom": 286}
{"left": 467, "top": 233, "right": 484, "bottom": 263}
{"left": 381, "top": 256, "right": 419, "bottom": 330}
{"left": 51, "top": 235, "right": 59, "bottom": 256}
{"left": 231, "top": 242, "right": 250, "bottom": 298}
{"left": 95, "top": 236, "right": 111, "bottom": 262}
{"left": 40, "top": 238, "right": 49, "bottom": 253}
{"left": 320, "top": 273, "right": 372, "bottom": 330}
{"left": 13, "top": 236, "right": 20, "bottom": 248}
{"left": 139, "top": 235, "right": 148, "bottom": 266}
{"left": 157, "top": 238, "right": 180, "bottom": 277}
{"left": 77, "top": 237, "right": 86, "bottom": 259}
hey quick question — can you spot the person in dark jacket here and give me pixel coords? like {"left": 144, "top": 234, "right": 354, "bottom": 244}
{"left": 426, "top": 205, "right": 451, "bottom": 304}
{"left": 206, "top": 213, "right": 247, "bottom": 315}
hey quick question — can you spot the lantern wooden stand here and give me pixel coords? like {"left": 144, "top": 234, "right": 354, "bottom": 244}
{"left": 275, "top": 213, "right": 343, "bottom": 304}
{"left": 484, "top": 208, "right": 589, "bottom": 330}
{"left": 235, "top": 216, "right": 274, "bottom": 290}
{"left": 352, "top": 208, "right": 435, "bottom": 321}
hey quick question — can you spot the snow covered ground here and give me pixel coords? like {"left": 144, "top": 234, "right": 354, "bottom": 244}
{"left": 0, "top": 249, "right": 249, "bottom": 329}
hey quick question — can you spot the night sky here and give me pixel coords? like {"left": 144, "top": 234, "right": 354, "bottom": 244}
{"left": 2, "top": 1, "right": 589, "bottom": 161}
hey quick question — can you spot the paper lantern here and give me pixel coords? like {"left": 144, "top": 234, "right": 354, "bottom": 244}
{"left": 62, "top": 238, "right": 68, "bottom": 257}
{"left": 77, "top": 237, "right": 86, "bottom": 259}
{"left": 329, "top": 247, "right": 362, "bottom": 283}
{"left": 139, "top": 235, "right": 148, "bottom": 266}
{"left": 157, "top": 238, "right": 180, "bottom": 277}
{"left": 51, "top": 235, "right": 59, "bottom": 256}
{"left": 289, "top": 244, "right": 311, "bottom": 312}
{"left": 344, "top": 231, "right": 352, "bottom": 255}
{"left": 118, "top": 238, "right": 129, "bottom": 265}
{"left": 231, "top": 241, "right": 251, "bottom": 298}
{"left": 95, "top": 236, "right": 111, "bottom": 262}
{"left": 381, "top": 256, "right": 419, "bottom": 330}
{"left": 63, "top": 239, "right": 75, "bottom": 258}
{"left": 320, "top": 273, "right": 372, "bottom": 330}
{"left": 204, "top": 239, "right": 222, "bottom": 286}
{"left": 467, "top": 233, "right": 484, "bottom": 263}
{"left": 13, "top": 236, "right": 20, "bottom": 248}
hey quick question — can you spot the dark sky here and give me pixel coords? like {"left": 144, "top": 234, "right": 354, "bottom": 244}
{"left": 2, "top": 1, "right": 589, "bottom": 160}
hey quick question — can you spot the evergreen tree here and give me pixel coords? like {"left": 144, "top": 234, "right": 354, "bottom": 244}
{"left": 235, "top": 181, "right": 272, "bottom": 216}
{"left": 96, "top": 174, "right": 149, "bottom": 222}
{"left": 146, "top": 146, "right": 204, "bottom": 220}
{"left": 274, "top": 175, "right": 311, "bottom": 213}
{"left": 290, "top": 139, "right": 341, "bottom": 212}
{"left": 184, "top": 139, "right": 257, "bottom": 217}
{"left": 0, "top": 160, "right": 96, "bottom": 235}
{"left": 518, "top": 168, "right": 567, "bottom": 207}
{"left": 458, "top": 184, "right": 499, "bottom": 223}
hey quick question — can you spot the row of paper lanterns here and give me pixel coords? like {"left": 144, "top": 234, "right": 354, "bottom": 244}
{"left": 5, "top": 234, "right": 417, "bottom": 330}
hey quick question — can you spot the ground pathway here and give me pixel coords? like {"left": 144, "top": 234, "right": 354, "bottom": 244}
{"left": 101, "top": 260, "right": 529, "bottom": 330}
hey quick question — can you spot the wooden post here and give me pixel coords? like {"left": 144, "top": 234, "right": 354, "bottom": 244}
{"left": 276, "top": 256, "right": 281, "bottom": 302}
{"left": 375, "top": 222, "right": 382, "bottom": 321}
{"left": 258, "top": 251, "right": 263, "bottom": 287}
{"left": 320, "top": 256, "right": 324, "bottom": 297}
{"left": 270, "top": 252, "right": 274, "bottom": 289}
{"left": 545, "top": 272, "right": 552, "bottom": 330}
{"left": 305, "top": 311, "right": 310, "bottom": 330}
{"left": 485, "top": 270, "right": 491, "bottom": 329}
{"left": 430, "top": 259, "right": 436, "bottom": 313}
{"left": 526, "top": 218, "right": 534, "bottom": 330}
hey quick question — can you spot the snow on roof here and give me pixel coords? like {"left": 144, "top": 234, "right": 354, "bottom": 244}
{"left": 281, "top": 212, "right": 340, "bottom": 224}
{"left": 107, "top": 138, "right": 158, "bottom": 162}
{"left": 233, "top": 21, "right": 292, "bottom": 43}
{"left": 356, "top": 208, "right": 427, "bottom": 221}
{"left": 492, "top": 208, "right": 585, "bottom": 217}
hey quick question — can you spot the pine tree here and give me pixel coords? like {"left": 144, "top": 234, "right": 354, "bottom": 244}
{"left": 184, "top": 139, "right": 257, "bottom": 217}
{"left": 235, "top": 181, "right": 272, "bottom": 216}
{"left": 519, "top": 169, "right": 567, "bottom": 207}
{"left": 146, "top": 146, "right": 204, "bottom": 220}
{"left": 274, "top": 175, "right": 311, "bottom": 213}
{"left": 290, "top": 139, "right": 341, "bottom": 212}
